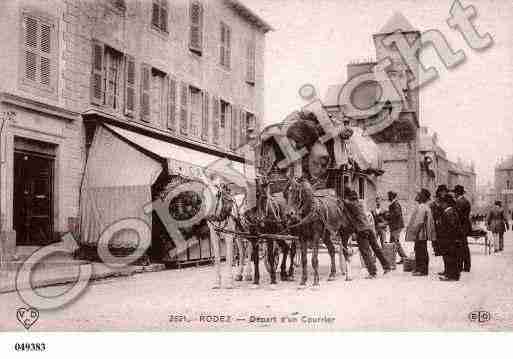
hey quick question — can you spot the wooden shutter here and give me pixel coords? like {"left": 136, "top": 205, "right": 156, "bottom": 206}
{"left": 180, "top": 81, "right": 189, "bottom": 135}
{"left": 24, "top": 16, "right": 38, "bottom": 82}
{"left": 220, "top": 25, "right": 225, "bottom": 66}
{"left": 231, "top": 105, "right": 238, "bottom": 150}
{"left": 201, "top": 90, "right": 209, "bottom": 141}
{"left": 212, "top": 96, "right": 219, "bottom": 145}
{"left": 124, "top": 55, "right": 136, "bottom": 116}
{"left": 246, "top": 40, "right": 255, "bottom": 84}
{"left": 160, "top": 0, "right": 168, "bottom": 32}
{"left": 91, "top": 40, "right": 104, "bottom": 105}
{"left": 168, "top": 76, "right": 177, "bottom": 131}
{"left": 239, "top": 109, "right": 246, "bottom": 146}
{"left": 225, "top": 27, "right": 231, "bottom": 68}
{"left": 140, "top": 64, "right": 151, "bottom": 121}
{"left": 151, "top": 1, "right": 160, "bottom": 28}
{"left": 39, "top": 23, "right": 51, "bottom": 86}
{"left": 189, "top": 1, "right": 202, "bottom": 53}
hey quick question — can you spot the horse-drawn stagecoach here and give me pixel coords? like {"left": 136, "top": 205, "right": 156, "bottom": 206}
{"left": 206, "top": 103, "right": 384, "bottom": 288}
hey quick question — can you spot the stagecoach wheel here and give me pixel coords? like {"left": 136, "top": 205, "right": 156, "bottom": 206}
{"left": 264, "top": 245, "right": 280, "bottom": 274}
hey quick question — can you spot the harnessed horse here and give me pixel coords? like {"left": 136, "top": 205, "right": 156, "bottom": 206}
{"left": 284, "top": 177, "right": 354, "bottom": 287}
{"left": 240, "top": 177, "right": 296, "bottom": 286}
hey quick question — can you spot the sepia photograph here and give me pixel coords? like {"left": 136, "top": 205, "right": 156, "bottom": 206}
{"left": 0, "top": 0, "right": 513, "bottom": 352}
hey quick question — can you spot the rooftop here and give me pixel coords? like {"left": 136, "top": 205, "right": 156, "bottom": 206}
{"left": 496, "top": 156, "right": 513, "bottom": 170}
{"left": 376, "top": 11, "right": 419, "bottom": 35}
{"left": 226, "top": 0, "right": 274, "bottom": 32}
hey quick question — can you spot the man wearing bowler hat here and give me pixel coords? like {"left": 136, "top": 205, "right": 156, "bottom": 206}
{"left": 430, "top": 185, "right": 450, "bottom": 275}
{"left": 452, "top": 185, "right": 472, "bottom": 272}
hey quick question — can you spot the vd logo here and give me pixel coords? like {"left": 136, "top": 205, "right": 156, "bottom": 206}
{"left": 16, "top": 307, "right": 40, "bottom": 330}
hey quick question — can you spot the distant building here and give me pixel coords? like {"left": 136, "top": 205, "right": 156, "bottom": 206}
{"left": 495, "top": 156, "right": 513, "bottom": 216}
{"left": 419, "top": 127, "right": 476, "bottom": 204}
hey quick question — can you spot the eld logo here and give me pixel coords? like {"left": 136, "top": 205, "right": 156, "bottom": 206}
{"left": 468, "top": 310, "right": 491, "bottom": 323}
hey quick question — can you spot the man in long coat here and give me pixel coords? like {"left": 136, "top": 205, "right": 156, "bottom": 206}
{"left": 452, "top": 185, "right": 472, "bottom": 272}
{"left": 405, "top": 188, "right": 437, "bottom": 275}
{"left": 438, "top": 194, "right": 464, "bottom": 281}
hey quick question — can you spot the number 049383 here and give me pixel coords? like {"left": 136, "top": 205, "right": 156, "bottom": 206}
{"left": 14, "top": 343, "right": 47, "bottom": 351}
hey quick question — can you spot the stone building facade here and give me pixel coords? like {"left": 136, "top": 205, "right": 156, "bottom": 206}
{"left": 324, "top": 13, "right": 421, "bottom": 217}
{"left": 0, "top": 0, "right": 270, "bottom": 261}
{"left": 324, "top": 13, "right": 477, "bottom": 216}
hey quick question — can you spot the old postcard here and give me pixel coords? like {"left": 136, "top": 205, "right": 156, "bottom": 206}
{"left": 1, "top": 0, "right": 513, "bottom": 345}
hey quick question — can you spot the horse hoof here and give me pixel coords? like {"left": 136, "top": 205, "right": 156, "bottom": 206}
{"left": 297, "top": 283, "right": 307, "bottom": 290}
{"left": 244, "top": 275, "right": 253, "bottom": 282}
{"left": 225, "top": 285, "right": 235, "bottom": 290}
{"left": 269, "top": 284, "right": 278, "bottom": 290}
{"left": 250, "top": 284, "right": 260, "bottom": 289}
{"left": 286, "top": 276, "right": 295, "bottom": 282}
{"left": 327, "top": 275, "right": 336, "bottom": 282}
{"left": 345, "top": 277, "right": 353, "bottom": 282}
{"left": 212, "top": 284, "right": 221, "bottom": 289}
{"left": 234, "top": 275, "right": 243, "bottom": 282}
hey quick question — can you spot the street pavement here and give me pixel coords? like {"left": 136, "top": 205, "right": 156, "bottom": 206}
{"left": 1, "top": 231, "right": 512, "bottom": 331}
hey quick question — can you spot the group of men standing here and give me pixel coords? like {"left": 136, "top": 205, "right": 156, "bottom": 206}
{"left": 404, "top": 184, "right": 472, "bottom": 281}
{"left": 347, "top": 184, "right": 473, "bottom": 281}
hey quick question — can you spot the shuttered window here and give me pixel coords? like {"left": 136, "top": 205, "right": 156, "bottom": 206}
{"left": 23, "top": 15, "right": 55, "bottom": 89}
{"left": 201, "top": 91, "right": 209, "bottom": 141}
{"left": 168, "top": 76, "right": 177, "bottom": 132}
{"left": 180, "top": 81, "right": 189, "bottom": 135}
{"left": 91, "top": 41, "right": 104, "bottom": 105}
{"left": 189, "top": 1, "right": 203, "bottom": 54}
{"left": 189, "top": 86, "right": 202, "bottom": 138}
{"left": 140, "top": 64, "right": 151, "bottom": 121}
{"left": 124, "top": 55, "right": 136, "bottom": 116}
{"left": 212, "top": 96, "right": 220, "bottom": 145}
{"left": 230, "top": 106, "right": 238, "bottom": 150}
{"left": 220, "top": 23, "right": 231, "bottom": 68}
{"left": 246, "top": 39, "right": 256, "bottom": 84}
{"left": 151, "top": 0, "right": 168, "bottom": 32}
{"left": 104, "top": 47, "right": 123, "bottom": 110}
{"left": 239, "top": 109, "right": 246, "bottom": 146}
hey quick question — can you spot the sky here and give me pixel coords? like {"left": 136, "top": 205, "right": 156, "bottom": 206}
{"left": 242, "top": 0, "right": 513, "bottom": 185}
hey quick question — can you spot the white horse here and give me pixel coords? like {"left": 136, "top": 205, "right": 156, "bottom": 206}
{"left": 203, "top": 176, "right": 253, "bottom": 289}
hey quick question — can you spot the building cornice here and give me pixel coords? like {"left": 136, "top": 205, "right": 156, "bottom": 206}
{"left": 0, "top": 92, "right": 80, "bottom": 121}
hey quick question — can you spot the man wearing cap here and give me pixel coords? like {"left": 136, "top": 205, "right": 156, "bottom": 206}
{"left": 344, "top": 188, "right": 391, "bottom": 278}
{"left": 452, "top": 185, "right": 472, "bottom": 272}
{"left": 386, "top": 191, "right": 407, "bottom": 263}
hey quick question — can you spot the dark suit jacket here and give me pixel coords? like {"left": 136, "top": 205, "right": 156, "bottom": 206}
{"left": 387, "top": 200, "right": 404, "bottom": 231}
{"left": 455, "top": 195, "right": 472, "bottom": 235}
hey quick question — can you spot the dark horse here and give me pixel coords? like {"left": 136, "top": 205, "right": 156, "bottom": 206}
{"left": 240, "top": 177, "right": 296, "bottom": 286}
{"left": 284, "top": 177, "right": 354, "bottom": 287}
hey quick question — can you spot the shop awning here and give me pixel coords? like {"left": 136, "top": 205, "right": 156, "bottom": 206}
{"left": 80, "top": 125, "right": 163, "bottom": 246}
{"left": 104, "top": 124, "right": 253, "bottom": 189}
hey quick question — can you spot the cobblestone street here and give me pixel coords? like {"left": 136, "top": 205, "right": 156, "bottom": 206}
{"left": 1, "top": 232, "right": 512, "bottom": 331}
